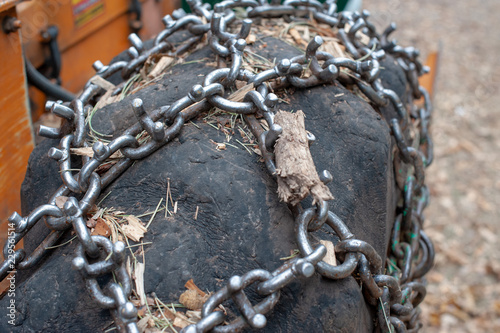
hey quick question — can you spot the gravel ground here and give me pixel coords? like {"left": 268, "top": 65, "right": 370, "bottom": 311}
{"left": 364, "top": 1, "right": 500, "bottom": 332}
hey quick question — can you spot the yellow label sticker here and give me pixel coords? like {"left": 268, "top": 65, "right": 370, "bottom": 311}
{"left": 72, "top": 0, "right": 105, "bottom": 28}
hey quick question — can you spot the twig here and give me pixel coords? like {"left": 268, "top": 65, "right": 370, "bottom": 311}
{"left": 379, "top": 297, "right": 393, "bottom": 333}
{"left": 146, "top": 198, "right": 164, "bottom": 229}
{"left": 97, "top": 191, "right": 113, "bottom": 206}
{"left": 134, "top": 207, "right": 166, "bottom": 219}
{"left": 154, "top": 296, "right": 177, "bottom": 333}
{"left": 356, "top": 42, "right": 378, "bottom": 62}
{"left": 126, "top": 242, "right": 153, "bottom": 249}
{"left": 120, "top": 74, "right": 141, "bottom": 100}
{"left": 280, "top": 249, "right": 300, "bottom": 260}
{"left": 45, "top": 236, "right": 77, "bottom": 250}
{"left": 235, "top": 139, "right": 252, "bottom": 154}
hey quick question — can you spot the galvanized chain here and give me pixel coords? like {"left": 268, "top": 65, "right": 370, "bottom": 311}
{"left": 1, "top": 1, "right": 435, "bottom": 332}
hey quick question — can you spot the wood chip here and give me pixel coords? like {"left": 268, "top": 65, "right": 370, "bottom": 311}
{"left": 274, "top": 110, "right": 334, "bottom": 205}
{"left": 228, "top": 83, "right": 255, "bottom": 102}
{"left": 185, "top": 279, "right": 207, "bottom": 297}
{"left": 94, "top": 88, "right": 121, "bottom": 110}
{"left": 358, "top": 32, "right": 370, "bottom": 46}
{"left": 246, "top": 34, "right": 257, "bottom": 44}
{"left": 210, "top": 140, "right": 227, "bottom": 151}
{"left": 322, "top": 39, "right": 350, "bottom": 59}
{"left": 319, "top": 240, "right": 337, "bottom": 266}
{"left": 126, "top": 256, "right": 132, "bottom": 281}
{"left": 70, "top": 146, "right": 123, "bottom": 159}
{"left": 122, "top": 215, "right": 147, "bottom": 242}
{"left": 288, "top": 27, "right": 307, "bottom": 47}
{"left": 148, "top": 56, "right": 175, "bottom": 79}
{"left": 90, "top": 75, "right": 116, "bottom": 91}
{"left": 134, "top": 261, "right": 146, "bottom": 306}
{"left": 303, "top": 26, "right": 310, "bottom": 41}
{"left": 194, "top": 206, "right": 199, "bottom": 220}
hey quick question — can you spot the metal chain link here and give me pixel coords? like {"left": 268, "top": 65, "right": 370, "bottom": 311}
{"left": 1, "top": 1, "right": 435, "bottom": 332}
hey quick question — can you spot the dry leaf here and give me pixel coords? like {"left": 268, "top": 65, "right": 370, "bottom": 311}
{"left": 163, "top": 307, "right": 176, "bottom": 321}
{"left": 186, "top": 310, "right": 202, "bottom": 322}
{"left": 145, "top": 328, "right": 163, "bottom": 333}
{"left": 136, "top": 305, "right": 148, "bottom": 317}
{"left": 173, "top": 313, "right": 191, "bottom": 329}
{"left": 91, "top": 218, "right": 111, "bottom": 237}
{"left": 179, "top": 289, "right": 209, "bottom": 311}
{"left": 146, "top": 296, "right": 156, "bottom": 306}
{"left": 105, "top": 218, "right": 118, "bottom": 243}
{"left": 55, "top": 196, "right": 69, "bottom": 209}
{"left": 137, "top": 315, "right": 151, "bottom": 333}
{"left": 86, "top": 217, "right": 98, "bottom": 228}
{"left": 444, "top": 249, "right": 468, "bottom": 265}
{"left": 122, "top": 215, "right": 147, "bottom": 242}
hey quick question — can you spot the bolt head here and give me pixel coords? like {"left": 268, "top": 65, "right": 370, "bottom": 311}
{"left": 93, "top": 141, "right": 107, "bottom": 158}
{"left": 64, "top": 199, "right": 79, "bottom": 216}
{"left": 228, "top": 276, "right": 242, "bottom": 292}
{"left": 114, "top": 241, "right": 126, "bottom": 255}
{"left": 270, "top": 124, "right": 282, "bottom": 135}
{"left": 319, "top": 170, "right": 333, "bottom": 185}
{"left": 121, "top": 302, "right": 138, "bottom": 319}
{"left": 48, "top": 148, "right": 64, "bottom": 161}
{"left": 190, "top": 85, "right": 204, "bottom": 99}
{"left": 277, "top": 59, "right": 291, "bottom": 74}
{"left": 132, "top": 98, "right": 143, "bottom": 108}
{"left": 8, "top": 212, "right": 22, "bottom": 225}
{"left": 235, "top": 38, "right": 247, "bottom": 52}
{"left": 251, "top": 314, "right": 267, "bottom": 328}
{"left": 72, "top": 257, "right": 85, "bottom": 271}
{"left": 297, "top": 262, "right": 315, "bottom": 278}
{"left": 313, "top": 35, "right": 323, "bottom": 45}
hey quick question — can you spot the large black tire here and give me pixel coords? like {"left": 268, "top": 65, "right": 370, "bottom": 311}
{"left": 0, "top": 31, "right": 408, "bottom": 332}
